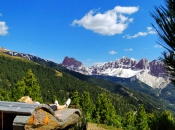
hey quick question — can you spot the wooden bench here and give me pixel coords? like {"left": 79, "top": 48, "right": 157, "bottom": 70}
{"left": 0, "top": 101, "right": 81, "bottom": 130}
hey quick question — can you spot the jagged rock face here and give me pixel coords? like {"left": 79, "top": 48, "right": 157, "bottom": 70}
{"left": 61, "top": 56, "right": 91, "bottom": 74}
{"left": 117, "top": 57, "right": 138, "bottom": 69}
{"left": 61, "top": 56, "right": 170, "bottom": 89}
{"left": 98, "top": 57, "right": 138, "bottom": 69}
{"left": 62, "top": 56, "right": 82, "bottom": 68}
{"left": 89, "top": 57, "right": 138, "bottom": 76}
{"left": 135, "top": 58, "right": 150, "bottom": 70}
{"left": 149, "top": 60, "right": 167, "bottom": 78}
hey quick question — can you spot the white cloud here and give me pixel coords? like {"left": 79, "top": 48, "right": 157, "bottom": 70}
{"left": 154, "top": 44, "right": 162, "bottom": 48}
{"left": 123, "top": 32, "right": 147, "bottom": 39}
{"left": 71, "top": 6, "right": 139, "bottom": 36}
{"left": 147, "top": 27, "right": 157, "bottom": 34}
{"left": 123, "top": 26, "right": 157, "bottom": 39}
{"left": 124, "top": 48, "right": 133, "bottom": 51}
{"left": 109, "top": 50, "right": 117, "bottom": 54}
{"left": 114, "top": 6, "right": 139, "bottom": 14}
{"left": 0, "top": 21, "right": 8, "bottom": 36}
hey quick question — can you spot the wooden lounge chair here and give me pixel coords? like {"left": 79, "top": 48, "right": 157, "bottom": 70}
{"left": 0, "top": 101, "right": 81, "bottom": 130}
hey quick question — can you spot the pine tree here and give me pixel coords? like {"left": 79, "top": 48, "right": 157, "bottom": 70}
{"left": 147, "top": 113, "right": 156, "bottom": 130}
{"left": 151, "top": 0, "right": 175, "bottom": 84}
{"left": 135, "top": 104, "right": 150, "bottom": 130}
{"left": 13, "top": 69, "right": 43, "bottom": 102}
{"left": 71, "top": 90, "right": 80, "bottom": 108}
{"left": 123, "top": 111, "right": 136, "bottom": 130}
{"left": 0, "top": 88, "right": 12, "bottom": 101}
{"left": 94, "top": 93, "right": 122, "bottom": 127}
{"left": 156, "top": 110, "right": 175, "bottom": 130}
{"left": 80, "top": 91, "right": 95, "bottom": 121}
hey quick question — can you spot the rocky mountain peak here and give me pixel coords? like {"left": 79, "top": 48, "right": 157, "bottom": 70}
{"left": 62, "top": 56, "right": 83, "bottom": 68}
{"left": 149, "top": 60, "right": 166, "bottom": 77}
{"left": 135, "top": 58, "right": 150, "bottom": 70}
{"left": 61, "top": 56, "right": 169, "bottom": 88}
{"left": 117, "top": 56, "right": 138, "bottom": 69}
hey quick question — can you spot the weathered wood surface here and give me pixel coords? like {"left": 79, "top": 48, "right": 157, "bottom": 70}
{"left": 0, "top": 101, "right": 81, "bottom": 130}
{"left": 0, "top": 101, "right": 39, "bottom": 115}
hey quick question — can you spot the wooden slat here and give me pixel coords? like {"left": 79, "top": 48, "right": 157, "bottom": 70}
{"left": 0, "top": 106, "right": 34, "bottom": 115}
{"left": 0, "top": 101, "right": 39, "bottom": 107}
{"left": 0, "top": 101, "right": 39, "bottom": 115}
{"left": 13, "top": 115, "right": 31, "bottom": 125}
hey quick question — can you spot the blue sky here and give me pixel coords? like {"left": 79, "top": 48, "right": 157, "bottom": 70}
{"left": 0, "top": 0, "right": 166, "bottom": 66}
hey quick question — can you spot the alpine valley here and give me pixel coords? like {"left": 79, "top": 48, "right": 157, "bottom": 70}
{"left": 1, "top": 47, "right": 175, "bottom": 112}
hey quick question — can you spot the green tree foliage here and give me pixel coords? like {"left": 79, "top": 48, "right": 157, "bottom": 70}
{"left": 13, "top": 69, "right": 43, "bottom": 102}
{"left": 153, "top": 110, "right": 175, "bottom": 130}
{"left": 123, "top": 111, "right": 136, "bottom": 130}
{"left": 94, "top": 93, "right": 122, "bottom": 127}
{"left": 0, "top": 88, "right": 11, "bottom": 101}
{"left": 147, "top": 113, "right": 156, "bottom": 130}
{"left": 151, "top": 0, "right": 175, "bottom": 84}
{"left": 1, "top": 54, "right": 175, "bottom": 129}
{"left": 135, "top": 104, "right": 150, "bottom": 130}
{"left": 71, "top": 90, "right": 80, "bottom": 107}
{"left": 80, "top": 91, "right": 95, "bottom": 121}
{"left": 0, "top": 55, "right": 141, "bottom": 114}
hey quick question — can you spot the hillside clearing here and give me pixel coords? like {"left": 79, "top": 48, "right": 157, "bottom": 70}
{"left": 87, "top": 122, "right": 122, "bottom": 130}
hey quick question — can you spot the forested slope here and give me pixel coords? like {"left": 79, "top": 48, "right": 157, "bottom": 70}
{"left": 25, "top": 53, "right": 174, "bottom": 113}
{"left": 0, "top": 53, "right": 135, "bottom": 115}
{"left": 0, "top": 52, "right": 170, "bottom": 115}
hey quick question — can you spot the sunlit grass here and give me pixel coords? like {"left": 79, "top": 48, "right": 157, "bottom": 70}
{"left": 55, "top": 70, "right": 62, "bottom": 77}
{"left": 87, "top": 122, "right": 123, "bottom": 130}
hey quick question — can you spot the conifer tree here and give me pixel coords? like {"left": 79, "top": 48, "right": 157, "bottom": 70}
{"left": 94, "top": 93, "right": 121, "bottom": 127}
{"left": 135, "top": 104, "right": 150, "bottom": 130}
{"left": 0, "top": 88, "right": 11, "bottom": 101}
{"left": 71, "top": 90, "right": 80, "bottom": 107}
{"left": 147, "top": 113, "right": 156, "bottom": 130}
{"left": 151, "top": 0, "right": 175, "bottom": 84}
{"left": 156, "top": 110, "right": 175, "bottom": 130}
{"left": 13, "top": 69, "right": 43, "bottom": 102}
{"left": 80, "top": 91, "right": 95, "bottom": 121}
{"left": 123, "top": 111, "right": 136, "bottom": 130}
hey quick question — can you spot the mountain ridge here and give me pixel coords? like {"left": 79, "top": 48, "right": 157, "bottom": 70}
{"left": 0, "top": 45, "right": 170, "bottom": 89}
{"left": 61, "top": 56, "right": 170, "bottom": 89}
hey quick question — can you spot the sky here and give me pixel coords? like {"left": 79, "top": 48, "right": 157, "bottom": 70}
{"left": 0, "top": 0, "right": 166, "bottom": 66}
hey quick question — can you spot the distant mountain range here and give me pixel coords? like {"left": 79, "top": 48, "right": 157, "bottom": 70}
{"left": 2, "top": 46, "right": 175, "bottom": 116}
{"left": 1, "top": 46, "right": 170, "bottom": 89}
{"left": 0, "top": 44, "right": 170, "bottom": 89}
{"left": 1, "top": 46, "right": 175, "bottom": 108}
{"left": 61, "top": 56, "right": 170, "bottom": 89}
